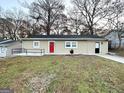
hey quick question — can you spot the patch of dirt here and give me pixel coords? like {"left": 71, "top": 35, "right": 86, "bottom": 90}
{"left": 26, "top": 73, "right": 56, "bottom": 93}
{"left": 11, "top": 70, "right": 33, "bottom": 93}
{"left": 11, "top": 70, "right": 56, "bottom": 93}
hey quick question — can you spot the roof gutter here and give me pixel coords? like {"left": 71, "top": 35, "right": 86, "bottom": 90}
{"left": 0, "top": 40, "right": 12, "bottom": 44}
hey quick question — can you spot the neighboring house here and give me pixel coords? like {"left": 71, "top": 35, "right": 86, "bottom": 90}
{"left": 21, "top": 35, "right": 108, "bottom": 55}
{"left": 0, "top": 40, "right": 21, "bottom": 57}
{"left": 105, "top": 31, "right": 124, "bottom": 48}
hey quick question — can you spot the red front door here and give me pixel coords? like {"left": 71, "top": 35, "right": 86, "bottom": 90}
{"left": 49, "top": 42, "right": 54, "bottom": 53}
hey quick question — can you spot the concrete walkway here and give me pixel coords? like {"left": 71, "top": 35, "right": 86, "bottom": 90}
{"left": 96, "top": 54, "right": 124, "bottom": 64}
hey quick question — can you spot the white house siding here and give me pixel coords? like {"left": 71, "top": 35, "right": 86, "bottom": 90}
{"left": 100, "top": 41, "right": 108, "bottom": 54}
{"left": 0, "top": 41, "right": 22, "bottom": 57}
{"left": 7, "top": 42, "right": 22, "bottom": 57}
{"left": 0, "top": 47, "right": 7, "bottom": 57}
{"left": 22, "top": 41, "right": 48, "bottom": 54}
{"left": 54, "top": 41, "right": 95, "bottom": 55}
{"left": 22, "top": 40, "right": 108, "bottom": 55}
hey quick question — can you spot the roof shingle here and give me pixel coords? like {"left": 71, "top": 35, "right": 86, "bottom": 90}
{"left": 22, "top": 35, "right": 107, "bottom": 41}
{"left": 31, "top": 35, "right": 103, "bottom": 38}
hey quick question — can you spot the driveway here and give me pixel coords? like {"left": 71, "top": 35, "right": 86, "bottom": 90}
{"left": 96, "top": 54, "right": 124, "bottom": 64}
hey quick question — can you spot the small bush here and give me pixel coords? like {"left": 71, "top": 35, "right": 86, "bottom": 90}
{"left": 70, "top": 49, "right": 74, "bottom": 55}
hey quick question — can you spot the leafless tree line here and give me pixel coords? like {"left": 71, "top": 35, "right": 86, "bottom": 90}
{"left": 0, "top": 0, "right": 124, "bottom": 47}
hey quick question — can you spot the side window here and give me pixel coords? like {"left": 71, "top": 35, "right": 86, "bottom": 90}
{"left": 72, "top": 42, "right": 77, "bottom": 48}
{"left": 33, "top": 41, "right": 40, "bottom": 48}
{"left": 65, "top": 42, "right": 71, "bottom": 48}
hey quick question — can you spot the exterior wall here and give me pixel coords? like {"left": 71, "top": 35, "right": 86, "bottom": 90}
{"left": 6, "top": 42, "right": 22, "bottom": 57}
{"left": 54, "top": 41, "right": 95, "bottom": 55}
{"left": 22, "top": 40, "right": 108, "bottom": 55}
{"left": 100, "top": 41, "right": 108, "bottom": 54}
{"left": 22, "top": 41, "right": 48, "bottom": 53}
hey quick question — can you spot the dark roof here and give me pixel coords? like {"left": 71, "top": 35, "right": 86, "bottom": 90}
{"left": 0, "top": 39, "right": 6, "bottom": 42}
{"left": 31, "top": 35, "right": 103, "bottom": 38}
{"left": 22, "top": 35, "right": 107, "bottom": 41}
{"left": 0, "top": 40, "right": 16, "bottom": 45}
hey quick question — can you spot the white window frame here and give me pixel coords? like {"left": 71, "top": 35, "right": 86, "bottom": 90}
{"left": 65, "top": 41, "right": 78, "bottom": 48}
{"left": 96, "top": 42, "right": 100, "bottom": 48}
{"left": 72, "top": 41, "right": 77, "bottom": 48}
{"left": 65, "top": 41, "right": 71, "bottom": 48}
{"left": 33, "top": 41, "right": 40, "bottom": 48}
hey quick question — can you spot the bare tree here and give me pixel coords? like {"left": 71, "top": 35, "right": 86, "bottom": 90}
{"left": 4, "top": 8, "right": 26, "bottom": 40}
{"left": 17, "top": 17, "right": 41, "bottom": 38}
{"left": 108, "top": 0, "right": 124, "bottom": 48}
{"left": 72, "top": 0, "right": 114, "bottom": 35}
{"left": 0, "top": 18, "right": 15, "bottom": 39}
{"left": 0, "top": 7, "right": 2, "bottom": 18}
{"left": 0, "top": 18, "right": 6, "bottom": 39}
{"left": 53, "top": 14, "right": 67, "bottom": 35}
{"left": 0, "top": 7, "right": 14, "bottom": 40}
{"left": 116, "top": 22, "right": 124, "bottom": 48}
{"left": 68, "top": 7, "right": 84, "bottom": 35}
{"left": 29, "top": 0, "right": 65, "bottom": 35}
{"left": 61, "top": 26, "right": 72, "bottom": 35}
{"left": 0, "top": 7, "right": 6, "bottom": 39}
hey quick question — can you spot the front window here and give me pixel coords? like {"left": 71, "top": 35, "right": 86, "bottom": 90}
{"left": 65, "top": 42, "right": 71, "bottom": 48}
{"left": 65, "top": 41, "right": 77, "bottom": 48}
{"left": 72, "top": 42, "right": 77, "bottom": 48}
{"left": 33, "top": 41, "right": 40, "bottom": 48}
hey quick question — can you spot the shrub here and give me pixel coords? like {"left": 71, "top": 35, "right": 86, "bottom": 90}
{"left": 70, "top": 49, "right": 74, "bottom": 55}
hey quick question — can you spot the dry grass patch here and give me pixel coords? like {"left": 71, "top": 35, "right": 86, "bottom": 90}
{"left": 0, "top": 56, "right": 124, "bottom": 93}
{"left": 109, "top": 49, "right": 124, "bottom": 57}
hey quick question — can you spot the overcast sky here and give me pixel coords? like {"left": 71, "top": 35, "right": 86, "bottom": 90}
{"left": 0, "top": 0, "right": 72, "bottom": 12}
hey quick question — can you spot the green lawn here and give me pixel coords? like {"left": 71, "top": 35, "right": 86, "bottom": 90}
{"left": 0, "top": 56, "right": 124, "bottom": 93}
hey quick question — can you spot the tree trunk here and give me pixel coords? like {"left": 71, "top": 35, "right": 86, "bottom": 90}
{"left": 46, "top": 25, "right": 50, "bottom": 35}
{"left": 2, "top": 32, "right": 5, "bottom": 39}
{"left": 117, "top": 35, "right": 122, "bottom": 49}
{"left": 47, "top": 8, "right": 51, "bottom": 35}
{"left": 89, "top": 26, "right": 94, "bottom": 35}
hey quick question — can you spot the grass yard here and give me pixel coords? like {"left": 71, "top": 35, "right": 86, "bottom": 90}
{"left": 109, "top": 49, "right": 124, "bottom": 57}
{"left": 0, "top": 56, "right": 124, "bottom": 93}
